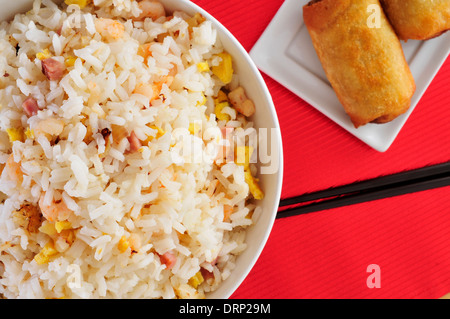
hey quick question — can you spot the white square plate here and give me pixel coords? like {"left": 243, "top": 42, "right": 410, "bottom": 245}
{"left": 250, "top": 0, "right": 450, "bottom": 152}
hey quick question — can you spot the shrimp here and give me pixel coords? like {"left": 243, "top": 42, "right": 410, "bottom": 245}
{"left": 228, "top": 86, "right": 256, "bottom": 117}
{"left": 38, "top": 193, "right": 73, "bottom": 222}
{"left": 94, "top": 18, "right": 125, "bottom": 41}
{"left": 133, "top": 75, "right": 173, "bottom": 103}
{"left": 133, "top": 82, "right": 158, "bottom": 101}
{"left": 135, "top": 0, "right": 166, "bottom": 21}
{"left": 127, "top": 131, "right": 142, "bottom": 153}
{"left": 5, "top": 154, "right": 23, "bottom": 184}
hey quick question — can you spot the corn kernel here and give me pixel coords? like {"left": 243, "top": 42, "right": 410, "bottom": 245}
{"left": 36, "top": 48, "right": 51, "bottom": 60}
{"left": 197, "top": 62, "right": 209, "bottom": 73}
{"left": 6, "top": 128, "right": 24, "bottom": 143}
{"left": 212, "top": 52, "right": 233, "bottom": 84}
{"left": 188, "top": 271, "right": 204, "bottom": 289}
{"left": 55, "top": 221, "right": 72, "bottom": 233}
{"left": 64, "top": 0, "right": 89, "bottom": 9}
{"left": 118, "top": 235, "right": 130, "bottom": 253}
{"left": 214, "top": 102, "right": 231, "bottom": 122}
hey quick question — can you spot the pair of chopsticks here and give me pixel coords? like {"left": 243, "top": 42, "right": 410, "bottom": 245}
{"left": 276, "top": 161, "right": 450, "bottom": 219}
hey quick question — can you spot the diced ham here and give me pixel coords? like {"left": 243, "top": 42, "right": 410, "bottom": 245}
{"left": 127, "top": 131, "right": 142, "bottom": 152}
{"left": 200, "top": 267, "right": 214, "bottom": 281}
{"left": 159, "top": 251, "right": 177, "bottom": 269}
{"left": 22, "top": 97, "right": 39, "bottom": 116}
{"left": 41, "top": 58, "right": 65, "bottom": 81}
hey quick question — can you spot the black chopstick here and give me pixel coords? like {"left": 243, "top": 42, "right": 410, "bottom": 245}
{"left": 276, "top": 161, "right": 450, "bottom": 219}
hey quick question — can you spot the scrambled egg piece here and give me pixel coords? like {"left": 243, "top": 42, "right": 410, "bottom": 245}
{"left": 188, "top": 271, "right": 204, "bottom": 289}
{"left": 197, "top": 62, "right": 210, "bottom": 73}
{"left": 64, "top": 0, "right": 89, "bottom": 9}
{"left": 214, "top": 90, "right": 228, "bottom": 104}
{"left": 25, "top": 128, "right": 34, "bottom": 139}
{"left": 187, "top": 12, "right": 206, "bottom": 34}
{"left": 145, "top": 125, "right": 165, "bottom": 144}
{"left": 235, "top": 146, "right": 253, "bottom": 168}
{"left": 196, "top": 93, "right": 207, "bottom": 107}
{"left": 34, "top": 241, "right": 58, "bottom": 265}
{"left": 118, "top": 235, "right": 130, "bottom": 253}
{"left": 64, "top": 56, "right": 77, "bottom": 67}
{"left": 214, "top": 102, "right": 231, "bottom": 122}
{"left": 175, "top": 284, "right": 205, "bottom": 299}
{"left": 39, "top": 221, "right": 58, "bottom": 236}
{"left": 39, "top": 221, "right": 74, "bottom": 244}
{"left": 36, "top": 48, "right": 51, "bottom": 60}
{"left": 36, "top": 49, "right": 52, "bottom": 60}
{"left": 244, "top": 168, "right": 264, "bottom": 200}
{"left": 6, "top": 128, "right": 24, "bottom": 143}
{"left": 55, "top": 221, "right": 72, "bottom": 233}
{"left": 212, "top": 52, "right": 233, "bottom": 84}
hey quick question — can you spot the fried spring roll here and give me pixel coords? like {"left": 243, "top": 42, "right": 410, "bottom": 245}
{"left": 303, "top": 0, "right": 416, "bottom": 128}
{"left": 380, "top": 0, "right": 450, "bottom": 40}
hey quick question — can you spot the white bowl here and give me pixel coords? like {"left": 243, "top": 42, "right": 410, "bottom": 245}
{"left": 1, "top": 0, "right": 283, "bottom": 299}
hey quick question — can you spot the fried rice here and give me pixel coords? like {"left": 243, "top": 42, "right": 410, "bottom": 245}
{"left": 0, "top": 0, "right": 263, "bottom": 299}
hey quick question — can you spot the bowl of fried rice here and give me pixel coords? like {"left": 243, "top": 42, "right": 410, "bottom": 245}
{"left": 0, "top": 0, "right": 283, "bottom": 299}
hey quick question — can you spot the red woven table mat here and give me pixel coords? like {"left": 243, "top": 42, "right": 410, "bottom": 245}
{"left": 232, "top": 186, "right": 450, "bottom": 299}
{"left": 192, "top": 0, "right": 450, "bottom": 299}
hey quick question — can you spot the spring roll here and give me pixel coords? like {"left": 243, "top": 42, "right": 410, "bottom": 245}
{"left": 380, "top": 0, "right": 450, "bottom": 40}
{"left": 303, "top": 0, "right": 416, "bottom": 128}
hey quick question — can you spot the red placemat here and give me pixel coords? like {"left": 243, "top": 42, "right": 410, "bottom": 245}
{"left": 191, "top": 0, "right": 450, "bottom": 299}
{"left": 232, "top": 186, "right": 450, "bottom": 299}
